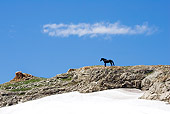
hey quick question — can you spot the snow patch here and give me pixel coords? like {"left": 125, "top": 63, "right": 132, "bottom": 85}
{"left": 0, "top": 89, "right": 169, "bottom": 114}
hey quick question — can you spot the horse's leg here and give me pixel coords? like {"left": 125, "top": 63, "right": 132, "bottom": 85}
{"left": 113, "top": 62, "right": 115, "bottom": 66}
{"left": 110, "top": 62, "right": 112, "bottom": 66}
{"left": 105, "top": 63, "right": 106, "bottom": 67}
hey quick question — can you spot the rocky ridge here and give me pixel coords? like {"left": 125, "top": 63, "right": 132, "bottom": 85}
{"left": 0, "top": 65, "right": 170, "bottom": 107}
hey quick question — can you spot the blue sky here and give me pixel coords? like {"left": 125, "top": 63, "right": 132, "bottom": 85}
{"left": 0, "top": 0, "right": 170, "bottom": 84}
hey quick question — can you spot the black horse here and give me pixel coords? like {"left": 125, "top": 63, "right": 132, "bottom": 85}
{"left": 100, "top": 58, "right": 115, "bottom": 67}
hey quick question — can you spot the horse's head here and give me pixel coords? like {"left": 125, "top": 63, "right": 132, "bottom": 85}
{"left": 100, "top": 58, "right": 106, "bottom": 61}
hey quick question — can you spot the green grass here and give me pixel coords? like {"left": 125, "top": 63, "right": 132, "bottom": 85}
{"left": 22, "top": 78, "right": 45, "bottom": 84}
{"left": 0, "top": 82, "right": 21, "bottom": 89}
{"left": 60, "top": 76, "right": 72, "bottom": 81}
{"left": 0, "top": 77, "right": 46, "bottom": 91}
{"left": 146, "top": 70, "right": 154, "bottom": 75}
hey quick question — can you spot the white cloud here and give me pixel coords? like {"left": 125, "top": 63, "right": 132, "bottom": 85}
{"left": 43, "top": 22, "right": 157, "bottom": 38}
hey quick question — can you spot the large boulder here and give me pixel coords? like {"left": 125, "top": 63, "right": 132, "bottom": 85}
{"left": 140, "top": 65, "right": 170, "bottom": 103}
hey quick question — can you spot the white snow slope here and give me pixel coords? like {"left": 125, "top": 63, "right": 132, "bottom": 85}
{"left": 0, "top": 89, "right": 170, "bottom": 114}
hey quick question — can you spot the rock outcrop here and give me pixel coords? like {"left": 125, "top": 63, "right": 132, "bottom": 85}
{"left": 140, "top": 66, "right": 170, "bottom": 102}
{"left": 10, "top": 71, "right": 34, "bottom": 82}
{"left": 0, "top": 65, "right": 170, "bottom": 107}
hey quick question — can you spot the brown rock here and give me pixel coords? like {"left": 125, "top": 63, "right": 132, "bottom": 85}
{"left": 67, "top": 69, "right": 76, "bottom": 72}
{"left": 10, "top": 71, "right": 34, "bottom": 82}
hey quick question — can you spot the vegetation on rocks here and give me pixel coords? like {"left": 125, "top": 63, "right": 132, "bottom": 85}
{"left": 0, "top": 65, "right": 170, "bottom": 107}
{"left": 0, "top": 77, "right": 46, "bottom": 91}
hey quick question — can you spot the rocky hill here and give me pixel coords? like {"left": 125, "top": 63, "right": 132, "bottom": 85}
{"left": 0, "top": 65, "right": 170, "bottom": 107}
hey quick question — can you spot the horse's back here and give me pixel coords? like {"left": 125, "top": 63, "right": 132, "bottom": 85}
{"left": 109, "top": 60, "right": 113, "bottom": 62}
